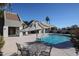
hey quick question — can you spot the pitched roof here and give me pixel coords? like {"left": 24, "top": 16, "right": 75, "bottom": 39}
{"left": 4, "top": 11, "right": 22, "bottom": 27}
{"left": 5, "top": 12, "right": 20, "bottom": 21}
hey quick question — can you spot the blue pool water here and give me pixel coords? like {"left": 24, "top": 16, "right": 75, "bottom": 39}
{"left": 39, "top": 34, "right": 71, "bottom": 45}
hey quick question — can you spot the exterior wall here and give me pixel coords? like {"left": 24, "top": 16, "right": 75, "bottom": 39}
{"left": 3, "top": 26, "right": 8, "bottom": 37}
{"left": 5, "top": 19, "right": 22, "bottom": 27}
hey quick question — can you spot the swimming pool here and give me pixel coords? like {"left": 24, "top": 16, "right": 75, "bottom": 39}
{"left": 38, "top": 34, "right": 71, "bottom": 45}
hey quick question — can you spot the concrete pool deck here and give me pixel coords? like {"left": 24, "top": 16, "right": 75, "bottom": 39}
{"left": 2, "top": 33, "right": 77, "bottom": 56}
{"left": 51, "top": 47, "right": 76, "bottom": 56}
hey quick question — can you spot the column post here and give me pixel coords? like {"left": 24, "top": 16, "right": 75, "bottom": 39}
{"left": 3, "top": 26, "right": 8, "bottom": 37}
{"left": 26, "top": 32, "right": 28, "bottom": 35}
{"left": 19, "top": 27, "right": 23, "bottom": 37}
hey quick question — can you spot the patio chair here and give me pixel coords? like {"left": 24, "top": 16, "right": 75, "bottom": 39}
{"left": 16, "top": 43, "right": 22, "bottom": 55}
{"left": 16, "top": 43, "right": 30, "bottom": 56}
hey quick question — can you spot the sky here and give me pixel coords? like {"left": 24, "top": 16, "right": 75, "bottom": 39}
{"left": 10, "top": 3, "right": 79, "bottom": 28}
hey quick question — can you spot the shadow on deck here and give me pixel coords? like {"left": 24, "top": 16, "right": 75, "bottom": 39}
{"left": 53, "top": 41, "right": 74, "bottom": 49}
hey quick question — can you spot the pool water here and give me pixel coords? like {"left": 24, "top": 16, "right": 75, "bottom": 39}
{"left": 39, "top": 34, "right": 71, "bottom": 45}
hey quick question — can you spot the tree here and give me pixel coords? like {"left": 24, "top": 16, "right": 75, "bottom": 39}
{"left": 0, "top": 3, "right": 11, "bottom": 11}
{"left": 0, "top": 10, "right": 4, "bottom": 18}
{"left": 45, "top": 16, "right": 50, "bottom": 24}
{"left": 0, "top": 3, "right": 11, "bottom": 18}
{"left": 71, "top": 25, "right": 78, "bottom": 29}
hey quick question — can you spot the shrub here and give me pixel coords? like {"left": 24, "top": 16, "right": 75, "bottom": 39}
{"left": 70, "top": 29, "right": 79, "bottom": 40}
{"left": 0, "top": 35, "right": 5, "bottom": 51}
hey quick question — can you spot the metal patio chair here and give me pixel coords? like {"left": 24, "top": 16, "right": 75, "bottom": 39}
{"left": 16, "top": 43, "right": 30, "bottom": 56}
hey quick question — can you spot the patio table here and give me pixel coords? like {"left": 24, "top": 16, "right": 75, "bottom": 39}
{"left": 26, "top": 42, "right": 48, "bottom": 56}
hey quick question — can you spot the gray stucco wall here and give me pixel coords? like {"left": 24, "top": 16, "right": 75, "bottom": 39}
{"left": 5, "top": 19, "right": 22, "bottom": 27}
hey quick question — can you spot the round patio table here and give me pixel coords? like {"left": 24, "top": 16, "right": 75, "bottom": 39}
{"left": 26, "top": 42, "right": 48, "bottom": 56}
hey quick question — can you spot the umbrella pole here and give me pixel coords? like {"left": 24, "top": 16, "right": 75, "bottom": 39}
{"left": 36, "top": 30, "right": 38, "bottom": 39}
{"left": 36, "top": 32, "right": 37, "bottom": 39}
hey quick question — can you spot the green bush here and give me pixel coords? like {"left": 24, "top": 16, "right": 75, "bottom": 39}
{"left": 0, "top": 36, "right": 5, "bottom": 49}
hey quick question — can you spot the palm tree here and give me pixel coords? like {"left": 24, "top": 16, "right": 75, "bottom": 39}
{"left": 45, "top": 16, "right": 50, "bottom": 24}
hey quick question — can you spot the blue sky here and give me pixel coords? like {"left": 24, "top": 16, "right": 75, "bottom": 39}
{"left": 11, "top": 3, "right": 79, "bottom": 28}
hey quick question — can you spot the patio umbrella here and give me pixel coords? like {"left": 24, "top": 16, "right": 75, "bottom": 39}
{"left": 20, "top": 20, "right": 53, "bottom": 32}
{"left": 20, "top": 21, "right": 43, "bottom": 39}
{"left": 20, "top": 21, "right": 43, "bottom": 32}
{"left": 20, "top": 20, "right": 53, "bottom": 39}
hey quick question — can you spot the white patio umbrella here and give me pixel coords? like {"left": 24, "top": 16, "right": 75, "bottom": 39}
{"left": 20, "top": 22, "right": 42, "bottom": 32}
{"left": 20, "top": 21, "right": 43, "bottom": 39}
